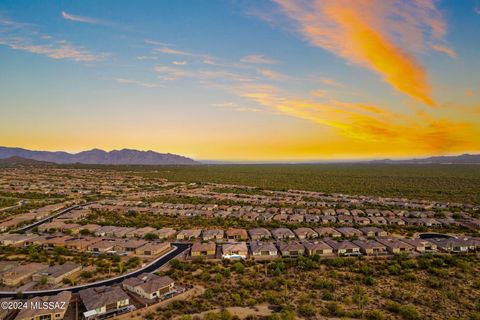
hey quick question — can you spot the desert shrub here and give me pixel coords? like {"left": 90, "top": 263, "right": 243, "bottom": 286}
{"left": 298, "top": 303, "right": 316, "bottom": 317}
{"left": 365, "top": 310, "right": 385, "bottom": 320}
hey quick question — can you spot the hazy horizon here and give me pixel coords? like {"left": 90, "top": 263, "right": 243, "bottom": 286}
{"left": 2, "top": 145, "right": 480, "bottom": 164}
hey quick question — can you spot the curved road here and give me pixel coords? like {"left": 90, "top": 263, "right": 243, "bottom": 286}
{"left": 0, "top": 243, "right": 191, "bottom": 298}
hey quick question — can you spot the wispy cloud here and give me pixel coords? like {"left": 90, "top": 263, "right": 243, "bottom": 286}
{"left": 475, "top": 7, "right": 480, "bottom": 15}
{"left": 61, "top": 11, "right": 102, "bottom": 25}
{"left": 144, "top": 39, "right": 171, "bottom": 46}
{"left": 154, "top": 65, "right": 252, "bottom": 82}
{"left": 172, "top": 60, "right": 187, "bottom": 65}
{"left": 156, "top": 47, "right": 191, "bottom": 56}
{"left": 212, "top": 101, "right": 262, "bottom": 113}
{"left": 240, "top": 54, "right": 278, "bottom": 64}
{"left": 212, "top": 102, "right": 238, "bottom": 108}
{"left": 257, "top": 68, "right": 289, "bottom": 81}
{"left": 310, "top": 90, "right": 327, "bottom": 98}
{"left": 135, "top": 55, "right": 158, "bottom": 60}
{"left": 0, "top": 17, "right": 107, "bottom": 62}
{"left": 9, "top": 42, "right": 104, "bottom": 61}
{"left": 431, "top": 44, "right": 457, "bottom": 58}
{"left": 271, "top": 0, "right": 455, "bottom": 106}
{"left": 320, "top": 78, "right": 341, "bottom": 86}
{"left": 115, "top": 78, "right": 162, "bottom": 88}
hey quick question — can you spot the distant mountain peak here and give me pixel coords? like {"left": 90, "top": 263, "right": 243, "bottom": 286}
{"left": 370, "top": 154, "right": 480, "bottom": 164}
{"left": 0, "top": 146, "right": 198, "bottom": 165}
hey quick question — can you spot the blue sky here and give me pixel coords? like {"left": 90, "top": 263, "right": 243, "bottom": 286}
{"left": 1, "top": 0, "right": 479, "bottom": 160}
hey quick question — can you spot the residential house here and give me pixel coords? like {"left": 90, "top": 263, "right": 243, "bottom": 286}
{"left": 14, "top": 291, "right": 71, "bottom": 320}
{"left": 0, "top": 233, "right": 37, "bottom": 246}
{"left": 336, "top": 227, "right": 363, "bottom": 238}
{"left": 365, "top": 209, "right": 381, "bottom": 217}
{"left": 336, "top": 209, "right": 351, "bottom": 216}
{"left": 1, "top": 263, "right": 48, "bottom": 286}
{"left": 0, "top": 261, "right": 18, "bottom": 273}
{"left": 65, "top": 237, "right": 101, "bottom": 251}
{"left": 123, "top": 274, "right": 175, "bottom": 300}
{"left": 32, "top": 262, "right": 81, "bottom": 284}
{"left": 324, "top": 239, "right": 361, "bottom": 256}
{"left": 94, "top": 226, "right": 118, "bottom": 237}
{"left": 359, "top": 227, "right": 387, "bottom": 238}
{"left": 154, "top": 228, "right": 177, "bottom": 239}
{"left": 350, "top": 209, "right": 365, "bottom": 216}
{"left": 88, "top": 239, "right": 119, "bottom": 253}
{"left": 222, "top": 242, "right": 248, "bottom": 259}
{"left": 126, "top": 227, "right": 156, "bottom": 238}
{"left": 248, "top": 228, "right": 271, "bottom": 240}
{"left": 80, "top": 286, "right": 131, "bottom": 320}
{"left": 400, "top": 238, "right": 438, "bottom": 253}
{"left": 293, "top": 228, "right": 318, "bottom": 240}
{"left": 387, "top": 217, "right": 406, "bottom": 226}
{"left": 302, "top": 240, "right": 333, "bottom": 257}
{"left": 276, "top": 241, "right": 305, "bottom": 257}
{"left": 427, "top": 238, "right": 469, "bottom": 253}
{"left": 226, "top": 228, "right": 248, "bottom": 241}
{"left": 376, "top": 238, "right": 414, "bottom": 254}
{"left": 369, "top": 217, "right": 388, "bottom": 225}
{"left": 273, "top": 213, "right": 288, "bottom": 222}
{"left": 288, "top": 214, "right": 304, "bottom": 223}
{"left": 304, "top": 214, "right": 320, "bottom": 223}
{"left": 62, "top": 223, "right": 82, "bottom": 234}
{"left": 249, "top": 241, "right": 278, "bottom": 260}
{"left": 315, "top": 227, "right": 341, "bottom": 238}
{"left": 113, "top": 239, "right": 148, "bottom": 254}
{"left": 319, "top": 215, "right": 337, "bottom": 224}
{"left": 202, "top": 229, "right": 224, "bottom": 241}
{"left": 353, "top": 216, "right": 371, "bottom": 225}
{"left": 112, "top": 227, "right": 136, "bottom": 238}
{"left": 191, "top": 242, "right": 216, "bottom": 257}
{"left": 271, "top": 228, "right": 296, "bottom": 240}
{"left": 464, "top": 237, "right": 480, "bottom": 251}
{"left": 257, "top": 213, "right": 274, "bottom": 222}
{"left": 337, "top": 215, "right": 354, "bottom": 225}
{"left": 353, "top": 239, "right": 388, "bottom": 256}
{"left": 79, "top": 224, "right": 101, "bottom": 234}
{"left": 42, "top": 236, "right": 73, "bottom": 250}
{"left": 323, "top": 209, "right": 336, "bottom": 216}
{"left": 38, "top": 221, "right": 66, "bottom": 232}
{"left": 176, "top": 229, "right": 202, "bottom": 241}
{"left": 243, "top": 211, "right": 259, "bottom": 221}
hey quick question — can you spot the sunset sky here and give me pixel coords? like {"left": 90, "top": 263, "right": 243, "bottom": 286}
{"left": 1, "top": 0, "right": 479, "bottom": 161}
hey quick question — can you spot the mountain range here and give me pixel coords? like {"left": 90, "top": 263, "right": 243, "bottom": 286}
{"left": 0, "top": 147, "right": 198, "bottom": 165}
{"left": 369, "top": 154, "right": 480, "bottom": 164}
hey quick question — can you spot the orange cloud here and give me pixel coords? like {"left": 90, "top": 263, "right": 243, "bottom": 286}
{"left": 241, "top": 86, "right": 477, "bottom": 154}
{"left": 273, "top": 0, "right": 454, "bottom": 106}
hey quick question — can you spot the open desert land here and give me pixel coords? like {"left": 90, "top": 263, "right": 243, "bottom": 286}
{"left": 0, "top": 165, "right": 478, "bottom": 320}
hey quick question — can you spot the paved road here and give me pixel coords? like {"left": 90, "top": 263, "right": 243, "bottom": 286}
{"left": 0, "top": 243, "right": 191, "bottom": 298}
{"left": 12, "top": 203, "right": 85, "bottom": 233}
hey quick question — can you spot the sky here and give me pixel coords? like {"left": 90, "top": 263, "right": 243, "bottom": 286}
{"left": 0, "top": 0, "right": 479, "bottom": 161}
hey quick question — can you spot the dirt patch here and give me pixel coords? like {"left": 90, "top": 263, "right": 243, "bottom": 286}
{"left": 173, "top": 305, "right": 273, "bottom": 319}
{"left": 111, "top": 285, "right": 205, "bottom": 320}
